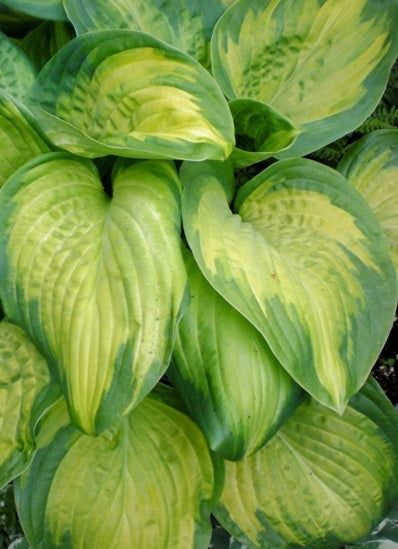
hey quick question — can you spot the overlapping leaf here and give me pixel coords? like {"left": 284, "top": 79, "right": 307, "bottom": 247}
{"left": 27, "top": 30, "right": 235, "bottom": 161}
{"left": 20, "top": 21, "right": 75, "bottom": 70}
{"left": 215, "top": 379, "right": 398, "bottom": 548}
{"left": 0, "top": 92, "right": 50, "bottom": 187}
{"left": 64, "top": 0, "right": 229, "bottom": 69}
{"left": 211, "top": 0, "right": 398, "bottom": 157}
{"left": 338, "top": 130, "right": 398, "bottom": 279}
{"left": 0, "top": 154, "right": 188, "bottom": 435}
{"left": 170, "top": 249, "right": 302, "bottom": 460}
{"left": 182, "top": 159, "right": 396, "bottom": 412}
{"left": 0, "top": 319, "right": 61, "bottom": 489}
{"left": 15, "top": 388, "right": 222, "bottom": 549}
{"left": 0, "top": 31, "right": 36, "bottom": 102}
{"left": 349, "top": 376, "right": 398, "bottom": 455}
{"left": 228, "top": 99, "right": 299, "bottom": 167}
{"left": 0, "top": 0, "right": 67, "bottom": 21}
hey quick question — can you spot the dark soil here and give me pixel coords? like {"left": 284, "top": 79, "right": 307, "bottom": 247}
{"left": 372, "top": 310, "right": 398, "bottom": 406}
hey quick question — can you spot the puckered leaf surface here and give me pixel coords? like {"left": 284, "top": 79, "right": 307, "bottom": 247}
{"left": 0, "top": 92, "right": 50, "bottom": 187}
{"left": 0, "top": 154, "right": 188, "bottom": 435}
{"left": 181, "top": 159, "right": 396, "bottom": 412}
{"left": 27, "top": 30, "right": 234, "bottom": 161}
{"left": 15, "top": 388, "right": 222, "bottom": 549}
{"left": 0, "top": 31, "right": 36, "bottom": 102}
{"left": 215, "top": 379, "right": 398, "bottom": 548}
{"left": 0, "top": 0, "right": 67, "bottom": 21}
{"left": 338, "top": 130, "right": 398, "bottom": 280}
{"left": 0, "top": 319, "right": 61, "bottom": 489}
{"left": 170, "top": 249, "right": 302, "bottom": 460}
{"left": 211, "top": 0, "right": 398, "bottom": 157}
{"left": 64, "top": 0, "right": 228, "bottom": 69}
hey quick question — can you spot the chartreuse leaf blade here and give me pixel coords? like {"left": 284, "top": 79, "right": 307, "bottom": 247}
{"left": 15, "top": 390, "right": 222, "bottom": 549}
{"left": 27, "top": 30, "right": 234, "bottom": 161}
{"left": 0, "top": 92, "right": 50, "bottom": 187}
{"left": 215, "top": 380, "right": 398, "bottom": 549}
{"left": 0, "top": 31, "right": 36, "bottom": 102}
{"left": 181, "top": 159, "right": 396, "bottom": 412}
{"left": 64, "top": 0, "right": 229, "bottom": 70}
{"left": 0, "top": 319, "right": 60, "bottom": 489}
{"left": 338, "top": 130, "right": 398, "bottom": 279}
{"left": 170, "top": 249, "right": 302, "bottom": 461}
{"left": 0, "top": 0, "right": 67, "bottom": 21}
{"left": 211, "top": 0, "right": 398, "bottom": 157}
{"left": 0, "top": 153, "right": 188, "bottom": 435}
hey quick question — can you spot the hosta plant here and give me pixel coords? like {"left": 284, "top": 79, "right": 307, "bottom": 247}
{"left": 0, "top": 0, "right": 397, "bottom": 548}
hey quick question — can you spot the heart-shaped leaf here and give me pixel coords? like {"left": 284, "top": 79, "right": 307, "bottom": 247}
{"left": 0, "top": 92, "right": 50, "bottom": 187}
{"left": 64, "top": 0, "right": 229, "bottom": 70}
{"left": 211, "top": 0, "right": 398, "bottom": 157}
{"left": 215, "top": 379, "right": 398, "bottom": 548}
{"left": 181, "top": 159, "right": 396, "bottom": 412}
{"left": 338, "top": 129, "right": 398, "bottom": 280}
{"left": 15, "top": 387, "right": 222, "bottom": 549}
{"left": 170, "top": 249, "right": 302, "bottom": 460}
{"left": 0, "top": 153, "right": 188, "bottom": 435}
{"left": 27, "top": 30, "right": 235, "bottom": 161}
{"left": 0, "top": 319, "right": 61, "bottom": 489}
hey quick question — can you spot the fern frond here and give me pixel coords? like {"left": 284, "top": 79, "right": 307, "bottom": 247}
{"left": 357, "top": 104, "right": 398, "bottom": 134}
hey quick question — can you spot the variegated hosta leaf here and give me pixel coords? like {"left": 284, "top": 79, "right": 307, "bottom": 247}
{"left": 0, "top": 153, "right": 188, "bottom": 435}
{"left": 64, "top": 0, "right": 229, "bottom": 70}
{"left": 0, "top": 0, "right": 67, "bottom": 21}
{"left": 0, "top": 31, "right": 36, "bottom": 102}
{"left": 27, "top": 30, "right": 235, "bottom": 161}
{"left": 0, "top": 92, "right": 50, "bottom": 187}
{"left": 0, "top": 319, "right": 61, "bottom": 489}
{"left": 181, "top": 159, "right": 396, "bottom": 412}
{"left": 229, "top": 99, "right": 299, "bottom": 168}
{"left": 170, "top": 249, "right": 302, "bottom": 461}
{"left": 20, "top": 20, "right": 76, "bottom": 70}
{"left": 215, "top": 379, "right": 398, "bottom": 549}
{"left": 211, "top": 0, "right": 398, "bottom": 157}
{"left": 15, "top": 388, "right": 222, "bottom": 549}
{"left": 338, "top": 130, "right": 398, "bottom": 280}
